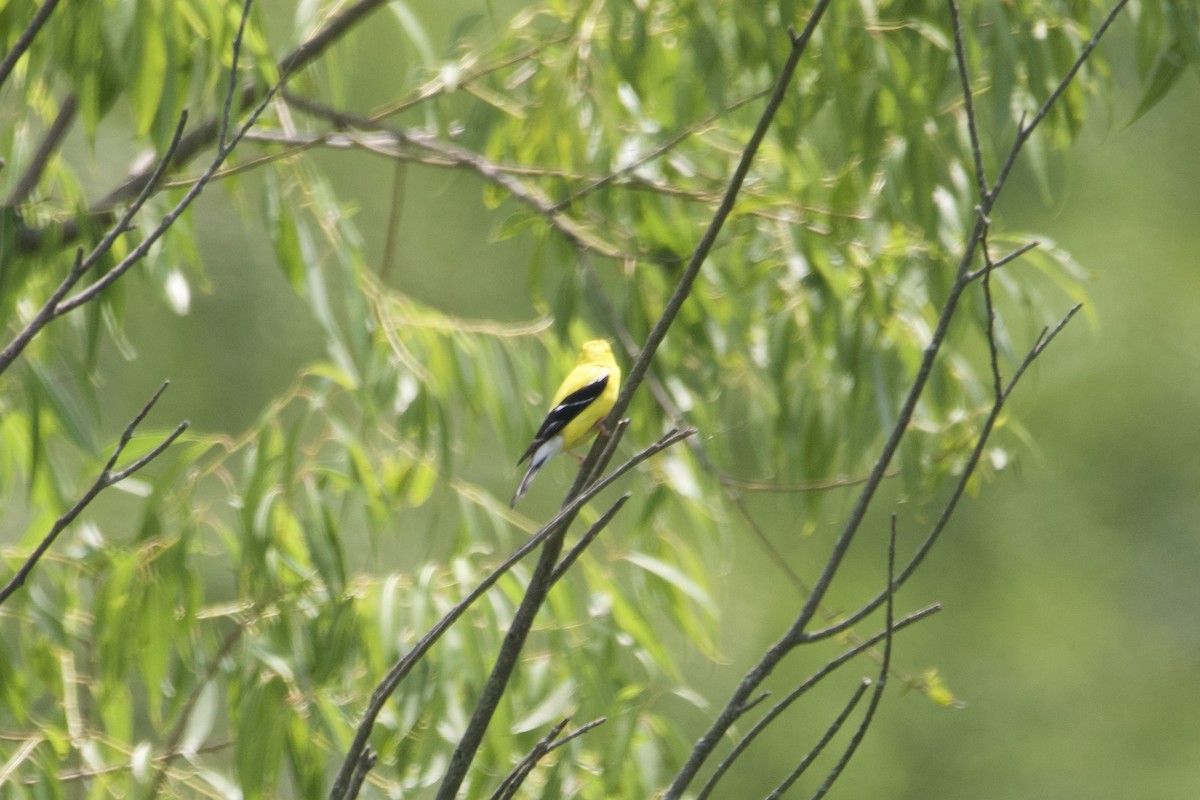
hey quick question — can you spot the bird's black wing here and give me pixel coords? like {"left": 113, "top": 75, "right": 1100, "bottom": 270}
{"left": 517, "top": 373, "right": 609, "bottom": 465}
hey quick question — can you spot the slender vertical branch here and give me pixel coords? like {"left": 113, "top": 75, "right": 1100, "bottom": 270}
{"left": 329, "top": 432, "right": 689, "bottom": 800}
{"left": 807, "top": 518, "right": 898, "bottom": 800}
{"left": 948, "top": 0, "right": 989, "bottom": 200}
{"left": 219, "top": 0, "right": 255, "bottom": 151}
{"left": 979, "top": 234, "right": 1004, "bottom": 402}
{"left": 766, "top": 680, "right": 871, "bottom": 800}
{"left": 665, "top": 3, "right": 1126, "bottom": 793}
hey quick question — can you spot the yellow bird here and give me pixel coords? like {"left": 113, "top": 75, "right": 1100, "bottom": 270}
{"left": 511, "top": 340, "right": 621, "bottom": 507}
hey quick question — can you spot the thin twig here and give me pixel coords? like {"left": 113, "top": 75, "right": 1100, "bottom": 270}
{"left": 948, "top": 0, "right": 989, "bottom": 200}
{"left": 695, "top": 603, "right": 940, "bottom": 800}
{"left": 807, "top": 517, "right": 899, "bottom": 800}
{"left": 0, "top": 0, "right": 62, "bottom": 90}
{"left": 550, "top": 493, "right": 630, "bottom": 583}
{"left": 54, "top": 3, "right": 285, "bottom": 317}
{"left": 219, "top": 0, "right": 254, "bottom": 151}
{"left": 0, "top": 382, "right": 188, "bottom": 606}
{"left": 981, "top": 242, "right": 1004, "bottom": 402}
{"left": 579, "top": 418, "right": 630, "bottom": 493}
{"left": 491, "top": 719, "right": 569, "bottom": 800}
{"left": 963, "top": 239, "right": 1039, "bottom": 282}
{"left": 0, "top": 109, "right": 188, "bottom": 376}
{"left": 6, "top": 93, "right": 77, "bottom": 207}
{"left": 490, "top": 717, "right": 606, "bottom": 800}
{"left": 766, "top": 679, "right": 871, "bottom": 800}
{"left": 990, "top": 0, "right": 1131, "bottom": 200}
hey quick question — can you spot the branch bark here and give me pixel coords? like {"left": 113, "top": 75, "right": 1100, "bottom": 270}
{"left": 662, "top": 3, "right": 1127, "bottom": 795}
{"left": 328, "top": 429, "right": 690, "bottom": 800}
{"left": 0, "top": 381, "right": 188, "bottom": 606}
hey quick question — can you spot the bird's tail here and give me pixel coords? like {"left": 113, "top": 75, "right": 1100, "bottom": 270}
{"left": 510, "top": 460, "right": 541, "bottom": 507}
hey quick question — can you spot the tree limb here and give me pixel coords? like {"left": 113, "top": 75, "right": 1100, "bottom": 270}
{"left": 0, "top": 0, "right": 61, "bottom": 91}
{"left": 695, "top": 602, "right": 939, "bottom": 800}
{"left": 329, "top": 430, "right": 690, "bottom": 800}
{"left": 0, "top": 381, "right": 188, "bottom": 606}
{"left": 6, "top": 93, "right": 77, "bottom": 207}
{"left": 663, "top": 2, "right": 1125, "bottom": 793}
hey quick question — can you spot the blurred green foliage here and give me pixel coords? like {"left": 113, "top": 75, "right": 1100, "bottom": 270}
{"left": 0, "top": 0, "right": 1195, "bottom": 797}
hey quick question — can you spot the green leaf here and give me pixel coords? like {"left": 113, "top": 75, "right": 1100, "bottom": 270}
{"left": 511, "top": 679, "right": 577, "bottom": 734}
{"left": 24, "top": 362, "right": 96, "bottom": 455}
{"left": 1127, "top": 41, "right": 1187, "bottom": 126}
{"left": 133, "top": 19, "right": 168, "bottom": 139}
{"left": 234, "top": 677, "right": 287, "bottom": 799}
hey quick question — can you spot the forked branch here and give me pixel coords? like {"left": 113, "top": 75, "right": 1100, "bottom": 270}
{"left": 0, "top": 382, "right": 188, "bottom": 606}
{"left": 663, "top": 3, "right": 1127, "bottom": 795}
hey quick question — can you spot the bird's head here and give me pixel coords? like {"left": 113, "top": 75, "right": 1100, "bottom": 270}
{"left": 579, "top": 339, "right": 613, "bottom": 364}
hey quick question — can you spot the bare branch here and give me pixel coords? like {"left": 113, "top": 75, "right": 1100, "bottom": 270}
{"left": 277, "top": 0, "right": 389, "bottom": 77}
{"left": 948, "top": 0, "right": 989, "bottom": 200}
{"left": 551, "top": 493, "right": 630, "bottom": 583}
{"left": 54, "top": 3, "right": 283, "bottom": 318}
{"left": 990, "top": 0, "right": 1131, "bottom": 199}
{"left": 6, "top": 93, "right": 77, "bottom": 207}
{"left": 0, "top": 0, "right": 61, "bottom": 91}
{"left": 491, "top": 717, "right": 607, "bottom": 800}
{"left": 804, "top": 304, "right": 1082, "bottom": 643}
{"left": 329, "top": 431, "right": 691, "bottom": 800}
{"left": 0, "top": 109, "right": 187, "bottom": 377}
{"left": 666, "top": 4, "right": 1124, "bottom": 792}
{"left": 963, "top": 239, "right": 1039, "bottom": 282}
{"left": 807, "top": 518, "right": 899, "bottom": 800}
{"left": 981, "top": 244, "right": 1004, "bottom": 402}
{"left": 0, "top": 382, "right": 187, "bottom": 606}
{"left": 345, "top": 750, "right": 377, "bottom": 800}
{"left": 696, "top": 603, "right": 940, "bottom": 800}
{"left": 578, "top": 417, "right": 630, "bottom": 494}
{"left": 767, "top": 679, "right": 871, "bottom": 800}
{"left": 219, "top": 0, "right": 255, "bottom": 152}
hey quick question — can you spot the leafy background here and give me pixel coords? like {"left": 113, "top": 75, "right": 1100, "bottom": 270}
{"left": 1, "top": 0, "right": 1198, "bottom": 797}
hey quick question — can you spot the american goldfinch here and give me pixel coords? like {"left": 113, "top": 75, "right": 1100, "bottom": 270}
{"left": 511, "top": 340, "right": 621, "bottom": 506}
